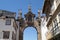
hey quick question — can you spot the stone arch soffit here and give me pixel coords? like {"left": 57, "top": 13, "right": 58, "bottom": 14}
{"left": 23, "top": 26, "right": 38, "bottom": 33}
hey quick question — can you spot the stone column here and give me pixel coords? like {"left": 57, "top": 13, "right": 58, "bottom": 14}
{"left": 37, "top": 26, "right": 42, "bottom": 40}
{"left": 16, "top": 28, "right": 19, "bottom": 40}
{"left": 19, "top": 27, "right": 23, "bottom": 40}
{"left": 9, "top": 31, "right": 12, "bottom": 40}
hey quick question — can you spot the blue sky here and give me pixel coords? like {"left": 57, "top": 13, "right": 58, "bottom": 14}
{"left": 0, "top": 0, "right": 44, "bottom": 40}
{"left": 23, "top": 27, "right": 37, "bottom": 40}
{"left": 0, "top": 0, "right": 44, "bottom": 17}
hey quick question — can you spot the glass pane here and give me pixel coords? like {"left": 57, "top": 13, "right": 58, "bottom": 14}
{"left": 5, "top": 19, "right": 11, "bottom": 25}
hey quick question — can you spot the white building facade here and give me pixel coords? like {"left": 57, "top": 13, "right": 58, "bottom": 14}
{"left": 0, "top": 10, "right": 17, "bottom": 40}
{"left": 41, "top": 15, "right": 48, "bottom": 40}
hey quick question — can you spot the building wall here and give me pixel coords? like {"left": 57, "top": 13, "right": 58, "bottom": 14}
{"left": 41, "top": 16, "right": 48, "bottom": 40}
{"left": 43, "top": 0, "right": 60, "bottom": 40}
{"left": 46, "top": 13, "right": 60, "bottom": 40}
{"left": 0, "top": 19, "right": 15, "bottom": 31}
{"left": 0, "top": 18, "right": 16, "bottom": 40}
{"left": 50, "top": 0, "right": 60, "bottom": 15}
{"left": 46, "top": 23, "right": 53, "bottom": 40}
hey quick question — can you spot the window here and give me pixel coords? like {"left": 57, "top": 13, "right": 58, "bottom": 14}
{"left": 5, "top": 19, "right": 11, "bottom": 25}
{"left": 3, "top": 31, "right": 10, "bottom": 39}
{"left": 53, "top": 19, "right": 58, "bottom": 28}
{"left": 0, "top": 13, "right": 2, "bottom": 17}
{"left": 51, "top": 1, "right": 56, "bottom": 13}
{"left": 53, "top": 19, "right": 58, "bottom": 35}
{"left": 58, "top": 14, "right": 60, "bottom": 23}
{"left": 28, "top": 15, "right": 32, "bottom": 21}
{"left": 59, "top": 18, "right": 60, "bottom": 23}
{"left": 39, "top": 21, "right": 40, "bottom": 26}
{"left": 12, "top": 32, "right": 16, "bottom": 40}
{"left": 19, "top": 22, "right": 22, "bottom": 26}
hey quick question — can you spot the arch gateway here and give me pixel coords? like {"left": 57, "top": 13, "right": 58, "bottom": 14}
{"left": 17, "top": 6, "right": 42, "bottom": 40}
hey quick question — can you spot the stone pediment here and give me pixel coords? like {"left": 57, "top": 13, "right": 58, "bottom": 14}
{"left": 24, "top": 11, "right": 35, "bottom": 18}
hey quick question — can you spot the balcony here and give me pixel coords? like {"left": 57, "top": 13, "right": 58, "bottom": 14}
{"left": 46, "top": 26, "right": 60, "bottom": 40}
{"left": 51, "top": 26, "right": 60, "bottom": 36}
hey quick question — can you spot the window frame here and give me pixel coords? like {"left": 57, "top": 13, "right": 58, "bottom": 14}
{"left": 58, "top": 14, "right": 60, "bottom": 23}
{"left": 3, "top": 31, "right": 10, "bottom": 39}
{"left": 5, "top": 18, "right": 11, "bottom": 25}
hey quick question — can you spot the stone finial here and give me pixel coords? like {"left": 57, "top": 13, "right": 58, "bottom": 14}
{"left": 38, "top": 9, "right": 41, "bottom": 18}
{"left": 18, "top": 9, "right": 22, "bottom": 14}
{"left": 28, "top": 5, "right": 31, "bottom": 11}
{"left": 18, "top": 9, "right": 22, "bottom": 19}
{"left": 38, "top": 9, "right": 40, "bottom": 13}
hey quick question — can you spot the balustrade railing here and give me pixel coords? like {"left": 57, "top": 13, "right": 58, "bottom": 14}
{"left": 51, "top": 26, "right": 60, "bottom": 36}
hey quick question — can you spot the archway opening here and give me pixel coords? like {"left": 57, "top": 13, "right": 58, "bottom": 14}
{"left": 23, "top": 27, "right": 37, "bottom": 40}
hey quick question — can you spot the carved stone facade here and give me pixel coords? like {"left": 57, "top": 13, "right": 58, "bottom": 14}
{"left": 16, "top": 6, "right": 42, "bottom": 40}
{"left": 43, "top": 0, "right": 60, "bottom": 40}
{"left": 0, "top": 6, "right": 43, "bottom": 40}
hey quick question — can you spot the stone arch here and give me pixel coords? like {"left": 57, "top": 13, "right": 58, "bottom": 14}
{"left": 19, "top": 23, "right": 41, "bottom": 40}
{"left": 23, "top": 26, "right": 38, "bottom": 40}
{"left": 23, "top": 26, "right": 38, "bottom": 33}
{"left": 18, "top": 8, "right": 41, "bottom": 40}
